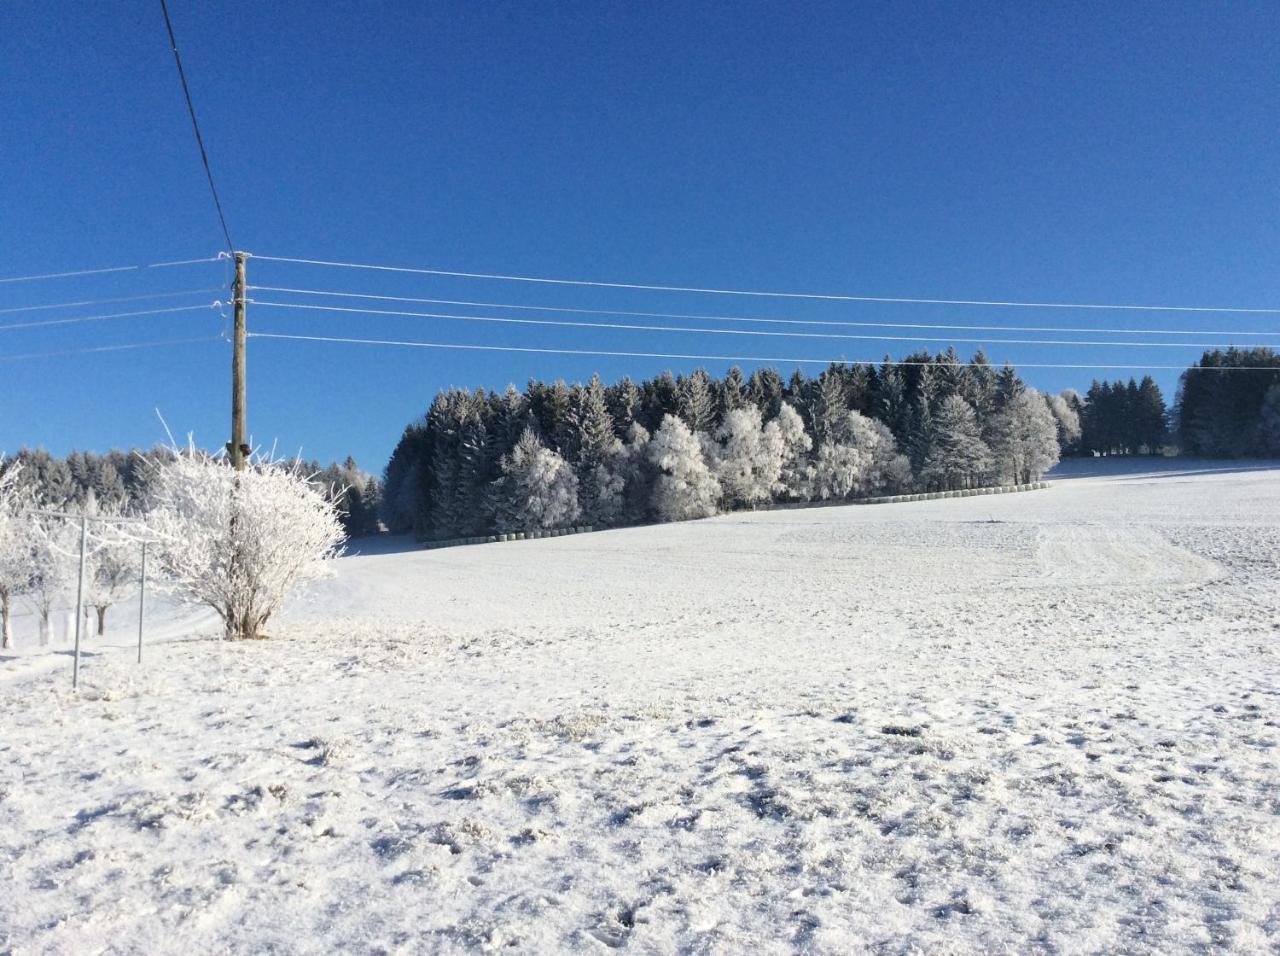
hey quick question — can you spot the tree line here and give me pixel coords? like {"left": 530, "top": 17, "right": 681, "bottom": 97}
{"left": 0, "top": 447, "right": 382, "bottom": 538}
{"left": 381, "top": 350, "right": 1073, "bottom": 540}
{"left": 1174, "top": 348, "right": 1280, "bottom": 457}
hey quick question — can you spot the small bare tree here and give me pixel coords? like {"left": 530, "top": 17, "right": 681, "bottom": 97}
{"left": 146, "top": 448, "right": 345, "bottom": 641}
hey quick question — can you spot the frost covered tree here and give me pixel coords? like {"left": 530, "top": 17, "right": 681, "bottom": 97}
{"left": 772, "top": 402, "right": 813, "bottom": 500}
{"left": 78, "top": 493, "right": 140, "bottom": 637}
{"left": 496, "top": 429, "right": 581, "bottom": 532}
{"left": 1047, "top": 390, "right": 1083, "bottom": 454}
{"left": 26, "top": 515, "right": 75, "bottom": 646}
{"left": 919, "top": 396, "right": 992, "bottom": 490}
{"left": 618, "top": 422, "right": 657, "bottom": 524}
{"left": 988, "top": 388, "right": 1061, "bottom": 483}
{"left": 569, "top": 375, "right": 626, "bottom": 525}
{"left": 0, "top": 460, "right": 31, "bottom": 649}
{"left": 710, "top": 406, "right": 783, "bottom": 509}
{"left": 648, "top": 414, "right": 720, "bottom": 522}
{"left": 146, "top": 449, "right": 346, "bottom": 641}
{"left": 810, "top": 410, "right": 910, "bottom": 500}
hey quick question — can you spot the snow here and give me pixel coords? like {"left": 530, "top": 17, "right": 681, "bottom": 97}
{"left": 3, "top": 458, "right": 1279, "bottom": 953}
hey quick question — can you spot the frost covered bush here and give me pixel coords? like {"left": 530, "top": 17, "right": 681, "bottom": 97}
{"left": 146, "top": 449, "right": 346, "bottom": 641}
{"left": 496, "top": 429, "right": 582, "bottom": 532}
{"left": 648, "top": 415, "right": 721, "bottom": 522}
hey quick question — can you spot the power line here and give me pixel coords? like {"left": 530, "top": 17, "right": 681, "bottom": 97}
{"left": 0, "top": 304, "right": 219, "bottom": 333}
{"left": 1, "top": 336, "right": 223, "bottom": 364}
{"left": 249, "top": 284, "right": 1280, "bottom": 339}
{"left": 248, "top": 299, "right": 1270, "bottom": 351}
{"left": 252, "top": 254, "right": 1280, "bottom": 315}
{"left": 0, "top": 288, "right": 222, "bottom": 316}
{"left": 158, "top": 0, "right": 234, "bottom": 252}
{"left": 247, "top": 330, "right": 1280, "bottom": 371}
{"left": 0, "top": 256, "right": 221, "bottom": 285}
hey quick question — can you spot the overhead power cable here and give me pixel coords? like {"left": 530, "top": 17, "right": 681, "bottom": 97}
{"left": 247, "top": 330, "right": 1280, "bottom": 371}
{"left": 248, "top": 299, "right": 1269, "bottom": 351}
{"left": 158, "top": 0, "right": 234, "bottom": 252}
{"left": 0, "top": 303, "right": 219, "bottom": 333}
{"left": 0, "top": 256, "right": 221, "bottom": 285}
{"left": 252, "top": 254, "right": 1280, "bottom": 315}
{"left": 0, "top": 288, "right": 222, "bottom": 316}
{"left": 250, "top": 284, "right": 1280, "bottom": 339}
{"left": 1, "top": 336, "right": 223, "bottom": 364}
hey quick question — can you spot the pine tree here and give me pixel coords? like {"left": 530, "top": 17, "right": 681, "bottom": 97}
{"left": 995, "top": 363, "right": 1024, "bottom": 412}
{"left": 919, "top": 395, "right": 992, "bottom": 490}
{"left": 677, "top": 369, "right": 716, "bottom": 433}
{"left": 747, "top": 367, "right": 785, "bottom": 419}
{"left": 717, "top": 366, "right": 748, "bottom": 422}
{"left": 606, "top": 376, "right": 642, "bottom": 438}
{"left": 572, "top": 374, "right": 626, "bottom": 525}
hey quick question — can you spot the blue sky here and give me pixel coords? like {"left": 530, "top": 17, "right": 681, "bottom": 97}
{"left": 2, "top": 1, "right": 1277, "bottom": 469}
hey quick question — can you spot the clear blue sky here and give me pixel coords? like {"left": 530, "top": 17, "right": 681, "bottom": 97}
{"left": 2, "top": 1, "right": 1277, "bottom": 470}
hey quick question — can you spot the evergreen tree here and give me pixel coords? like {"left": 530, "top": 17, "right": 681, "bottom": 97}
{"left": 746, "top": 367, "right": 785, "bottom": 419}
{"left": 919, "top": 396, "right": 992, "bottom": 490}
{"left": 717, "top": 366, "right": 748, "bottom": 421}
{"left": 606, "top": 376, "right": 642, "bottom": 438}
{"left": 677, "top": 369, "right": 717, "bottom": 433}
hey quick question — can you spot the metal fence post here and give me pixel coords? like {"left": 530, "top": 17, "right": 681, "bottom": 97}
{"left": 72, "top": 514, "right": 87, "bottom": 690}
{"left": 137, "top": 541, "right": 147, "bottom": 664}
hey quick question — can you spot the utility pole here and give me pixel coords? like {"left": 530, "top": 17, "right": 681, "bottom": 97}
{"left": 229, "top": 251, "right": 249, "bottom": 470}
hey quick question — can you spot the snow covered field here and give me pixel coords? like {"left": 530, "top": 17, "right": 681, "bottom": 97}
{"left": 3, "top": 459, "right": 1279, "bottom": 953}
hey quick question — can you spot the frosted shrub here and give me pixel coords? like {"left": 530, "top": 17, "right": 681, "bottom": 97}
{"left": 648, "top": 415, "right": 721, "bottom": 522}
{"left": 146, "top": 449, "right": 346, "bottom": 641}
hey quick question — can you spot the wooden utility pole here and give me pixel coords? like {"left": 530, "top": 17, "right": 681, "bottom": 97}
{"left": 230, "top": 251, "right": 248, "bottom": 470}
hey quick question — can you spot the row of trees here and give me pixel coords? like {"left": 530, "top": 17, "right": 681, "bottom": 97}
{"left": 1077, "top": 376, "right": 1169, "bottom": 456}
{"left": 382, "top": 351, "right": 1070, "bottom": 539}
{"left": 3, "top": 447, "right": 383, "bottom": 538}
{"left": 1175, "top": 348, "right": 1280, "bottom": 457}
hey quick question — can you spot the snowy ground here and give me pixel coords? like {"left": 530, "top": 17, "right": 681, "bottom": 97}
{"left": 3, "top": 459, "right": 1279, "bottom": 953}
